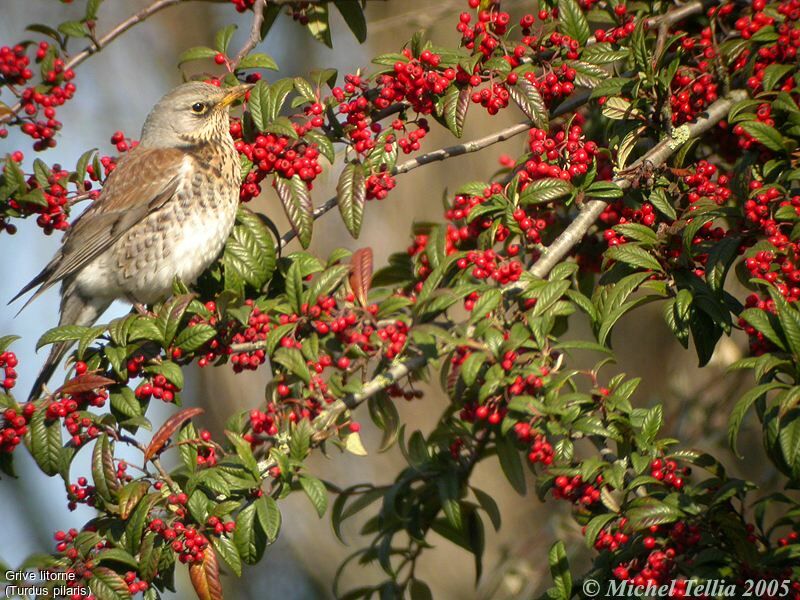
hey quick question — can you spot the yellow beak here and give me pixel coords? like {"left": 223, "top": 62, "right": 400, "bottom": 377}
{"left": 218, "top": 83, "right": 253, "bottom": 108}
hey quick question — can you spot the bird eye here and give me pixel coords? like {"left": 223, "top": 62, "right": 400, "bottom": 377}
{"left": 191, "top": 102, "right": 206, "bottom": 114}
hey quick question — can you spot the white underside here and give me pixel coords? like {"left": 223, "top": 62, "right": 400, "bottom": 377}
{"left": 74, "top": 158, "right": 236, "bottom": 305}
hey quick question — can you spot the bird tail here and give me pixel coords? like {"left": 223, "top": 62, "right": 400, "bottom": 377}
{"left": 28, "top": 284, "right": 111, "bottom": 402}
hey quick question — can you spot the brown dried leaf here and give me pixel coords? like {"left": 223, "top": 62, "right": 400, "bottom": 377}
{"left": 144, "top": 407, "right": 204, "bottom": 463}
{"left": 57, "top": 372, "right": 116, "bottom": 395}
{"left": 349, "top": 247, "right": 373, "bottom": 307}
{"left": 189, "top": 546, "right": 224, "bottom": 600}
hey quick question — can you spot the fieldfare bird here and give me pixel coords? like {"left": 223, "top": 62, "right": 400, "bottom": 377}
{"left": 11, "top": 81, "right": 251, "bottom": 400}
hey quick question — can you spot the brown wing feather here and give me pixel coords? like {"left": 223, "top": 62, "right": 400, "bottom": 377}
{"left": 10, "top": 147, "right": 186, "bottom": 307}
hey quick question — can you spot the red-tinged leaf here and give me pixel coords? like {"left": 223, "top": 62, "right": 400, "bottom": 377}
{"left": 443, "top": 85, "right": 470, "bottom": 138}
{"left": 92, "top": 434, "right": 120, "bottom": 503}
{"left": 89, "top": 566, "right": 132, "bottom": 600}
{"left": 274, "top": 174, "right": 313, "bottom": 248}
{"left": 56, "top": 372, "right": 116, "bottom": 395}
{"left": 119, "top": 481, "right": 150, "bottom": 520}
{"left": 189, "top": 546, "right": 224, "bottom": 600}
{"left": 507, "top": 77, "right": 548, "bottom": 129}
{"left": 349, "top": 247, "right": 374, "bottom": 307}
{"left": 144, "top": 407, "right": 204, "bottom": 463}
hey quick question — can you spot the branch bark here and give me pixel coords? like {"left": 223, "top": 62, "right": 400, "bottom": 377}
{"left": 524, "top": 89, "right": 747, "bottom": 280}
{"left": 229, "top": 0, "right": 268, "bottom": 70}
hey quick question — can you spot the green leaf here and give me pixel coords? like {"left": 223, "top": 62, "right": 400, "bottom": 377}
{"left": 728, "top": 382, "right": 785, "bottom": 456}
{"left": 770, "top": 289, "right": 800, "bottom": 359}
{"left": 0, "top": 335, "right": 19, "bottom": 353}
{"left": 234, "top": 502, "right": 268, "bottom": 564}
{"left": 256, "top": 495, "right": 282, "bottom": 541}
{"left": 762, "top": 64, "right": 794, "bottom": 92}
{"left": 92, "top": 434, "right": 119, "bottom": 503}
{"left": 557, "top": 0, "right": 590, "bottom": 44}
{"left": 605, "top": 245, "right": 663, "bottom": 272}
{"left": 472, "top": 487, "right": 501, "bottom": 531}
{"left": 222, "top": 207, "right": 278, "bottom": 294}
{"left": 547, "top": 540, "right": 572, "bottom": 600}
{"left": 337, "top": 162, "right": 367, "bottom": 238}
{"left": 649, "top": 188, "right": 677, "bottom": 220}
{"left": 273, "top": 347, "right": 310, "bottom": 383}
{"left": 581, "top": 43, "right": 630, "bottom": 64}
{"left": 299, "top": 474, "right": 328, "bottom": 517}
{"left": 334, "top": 0, "right": 367, "bottom": 43}
{"left": 626, "top": 499, "right": 684, "bottom": 530}
{"left": 495, "top": 435, "right": 526, "bottom": 495}
{"left": 177, "top": 46, "right": 218, "bottom": 66}
{"left": 285, "top": 260, "right": 305, "bottom": 314}
{"left": 214, "top": 24, "right": 237, "bottom": 54}
{"left": 237, "top": 52, "right": 279, "bottom": 70}
{"left": 306, "top": 4, "right": 332, "bottom": 47}
{"left": 174, "top": 323, "right": 216, "bottom": 353}
{"left": 586, "top": 180, "right": 624, "bottom": 199}
{"left": 739, "top": 121, "right": 786, "bottom": 153}
{"left": 85, "top": 0, "right": 104, "bottom": 20}
{"left": 274, "top": 175, "right": 313, "bottom": 248}
{"left": 246, "top": 80, "right": 270, "bottom": 130}
{"left": 304, "top": 129, "right": 334, "bottom": 164}
{"left": 468, "top": 289, "right": 502, "bottom": 324}
{"left": 212, "top": 534, "right": 242, "bottom": 577}
{"left": 519, "top": 178, "right": 573, "bottom": 205}
{"left": 263, "top": 115, "right": 298, "bottom": 139}
{"left": 26, "top": 409, "right": 63, "bottom": 476}
{"left": 602, "top": 96, "right": 642, "bottom": 120}
{"left": 640, "top": 404, "right": 662, "bottom": 445}
{"left": 36, "top": 324, "right": 89, "bottom": 350}
{"left": 89, "top": 566, "right": 132, "bottom": 600}
{"left": 58, "top": 20, "right": 88, "bottom": 38}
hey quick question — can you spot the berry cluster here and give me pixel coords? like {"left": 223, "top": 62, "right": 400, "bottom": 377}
{"left": 233, "top": 122, "right": 324, "bottom": 202}
{"left": 522, "top": 124, "right": 596, "bottom": 184}
{"left": 513, "top": 424, "right": 555, "bottom": 466}
{"left": 375, "top": 50, "right": 456, "bottom": 116}
{"left": 551, "top": 474, "right": 603, "bottom": 505}
{"left": 649, "top": 458, "right": 687, "bottom": 490}
{"left": 0, "top": 403, "right": 32, "bottom": 454}
{"left": 66, "top": 476, "right": 96, "bottom": 511}
{"left": 0, "top": 43, "right": 33, "bottom": 85}
{"left": 134, "top": 373, "right": 180, "bottom": 403}
{"left": 0, "top": 350, "right": 18, "bottom": 390}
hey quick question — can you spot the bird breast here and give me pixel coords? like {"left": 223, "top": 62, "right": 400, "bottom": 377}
{"left": 75, "top": 149, "right": 240, "bottom": 305}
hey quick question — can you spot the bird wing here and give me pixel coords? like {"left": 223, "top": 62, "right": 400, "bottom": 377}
{"left": 11, "top": 146, "right": 187, "bottom": 307}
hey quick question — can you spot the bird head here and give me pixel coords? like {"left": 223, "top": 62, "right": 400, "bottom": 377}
{"left": 139, "top": 81, "right": 252, "bottom": 148}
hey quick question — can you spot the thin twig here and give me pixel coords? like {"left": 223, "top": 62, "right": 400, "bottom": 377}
{"left": 311, "top": 353, "right": 428, "bottom": 440}
{"left": 229, "top": 0, "right": 268, "bottom": 70}
{"left": 1, "top": 0, "right": 191, "bottom": 126}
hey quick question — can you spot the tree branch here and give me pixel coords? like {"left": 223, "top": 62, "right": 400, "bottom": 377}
{"left": 524, "top": 89, "right": 747, "bottom": 281}
{"left": 311, "top": 354, "right": 428, "bottom": 440}
{"left": 229, "top": 0, "right": 268, "bottom": 70}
